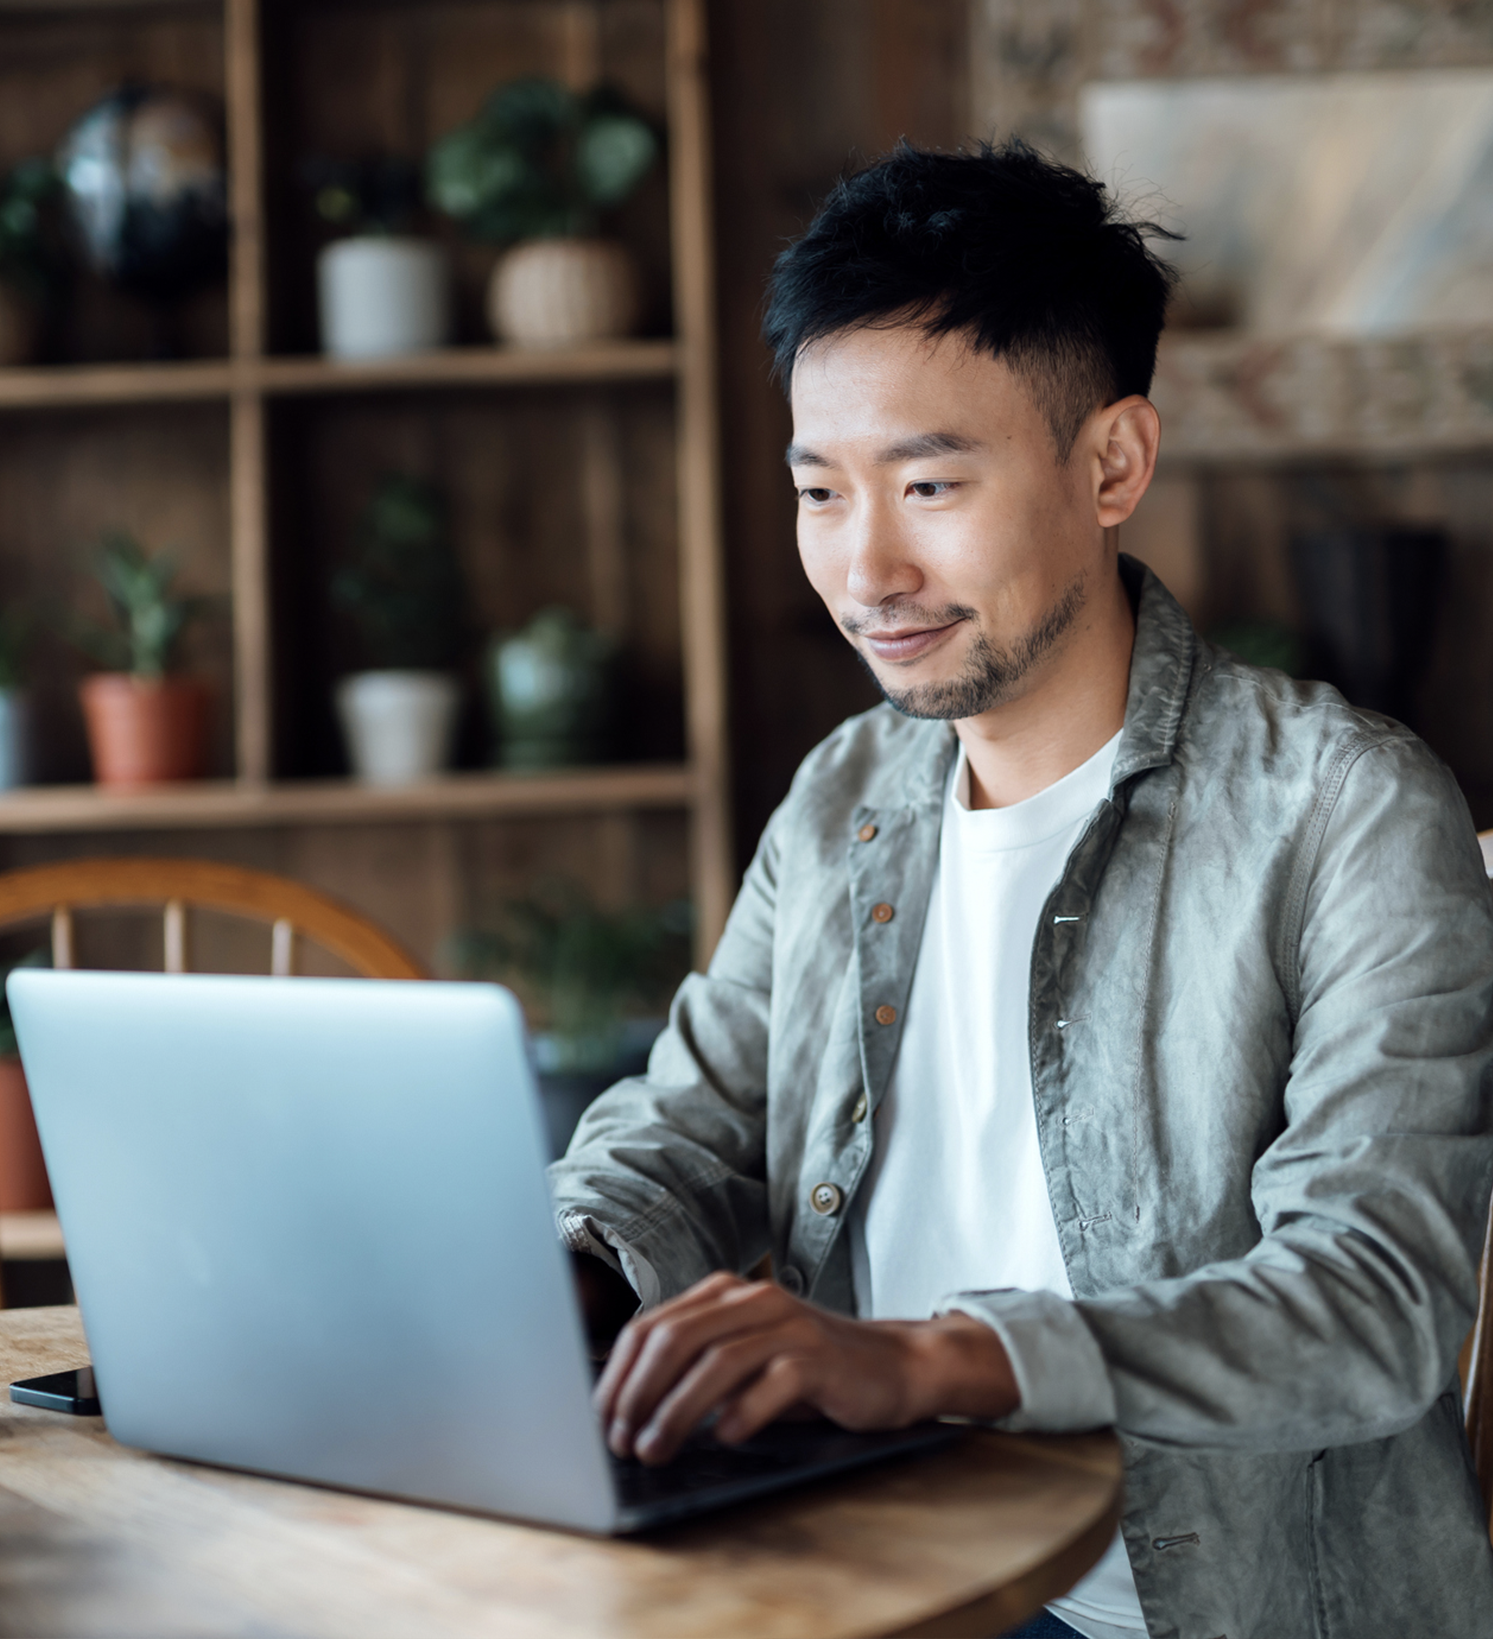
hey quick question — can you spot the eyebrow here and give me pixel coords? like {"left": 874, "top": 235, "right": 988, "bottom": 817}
{"left": 784, "top": 430, "right": 984, "bottom": 468}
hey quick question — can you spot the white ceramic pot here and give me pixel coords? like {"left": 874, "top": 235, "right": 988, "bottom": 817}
{"left": 0, "top": 688, "right": 31, "bottom": 790}
{"left": 488, "top": 238, "right": 640, "bottom": 347}
{"left": 335, "top": 671, "right": 459, "bottom": 786}
{"left": 316, "top": 237, "right": 451, "bottom": 360}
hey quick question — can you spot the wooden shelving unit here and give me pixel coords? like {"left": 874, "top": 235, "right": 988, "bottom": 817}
{"left": 0, "top": 0, "right": 732, "bottom": 964}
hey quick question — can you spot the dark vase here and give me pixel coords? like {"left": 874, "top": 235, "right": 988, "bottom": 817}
{"left": 55, "top": 85, "right": 228, "bottom": 353}
{"left": 1288, "top": 526, "right": 1447, "bottom": 727}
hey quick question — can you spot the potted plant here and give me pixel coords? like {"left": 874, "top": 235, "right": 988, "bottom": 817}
{"left": 332, "top": 475, "right": 466, "bottom": 785}
{"left": 304, "top": 156, "right": 451, "bottom": 360}
{"left": 448, "top": 883, "right": 690, "bottom": 1156}
{"left": 0, "top": 158, "right": 62, "bottom": 367}
{"left": 487, "top": 606, "right": 619, "bottom": 768}
{"left": 0, "top": 607, "right": 33, "bottom": 790}
{"left": 74, "top": 532, "right": 212, "bottom": 787}
{"left": 426, "top": 77, "right": 657, "bottom": 347}
{"left": 0, "top": 950, "right": 51, "bottom": 1213}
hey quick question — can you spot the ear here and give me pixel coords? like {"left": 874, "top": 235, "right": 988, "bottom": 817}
{"left": 1090, "top": 396, "right": 1160, "bottom": 529}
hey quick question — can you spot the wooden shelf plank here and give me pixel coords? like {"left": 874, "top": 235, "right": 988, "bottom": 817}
{"left": 0, "top": 360, "right": 236, "bottom": 410}
{"left": 0, "top": 766, "right": 698, "bottom": 833}
{"left": 0, "top": 344, "right": 679, "bottom": 411}
{"left": 256, "top": 340, "right": 679, "bottom": 395}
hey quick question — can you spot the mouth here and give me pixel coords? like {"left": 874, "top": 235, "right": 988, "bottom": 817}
{"left": 855, "top": 618, "right": 966, "bottom": 665}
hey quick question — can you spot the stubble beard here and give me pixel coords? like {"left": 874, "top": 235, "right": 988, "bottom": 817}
{"left": 848, "top": 573, "right": 1088, "bottom": 722}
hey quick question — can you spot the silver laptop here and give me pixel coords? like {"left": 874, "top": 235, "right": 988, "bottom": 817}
{"left": 7, "top": 970, "right": 952, "bottom": 1533}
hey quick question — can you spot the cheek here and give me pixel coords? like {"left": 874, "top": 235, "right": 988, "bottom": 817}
{"left": 795, "top": 517, "right": 846, "bottom": 601}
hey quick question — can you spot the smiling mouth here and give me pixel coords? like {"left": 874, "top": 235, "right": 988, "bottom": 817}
{"left": 853, "top": 618, "right": 966, "bottom": 664}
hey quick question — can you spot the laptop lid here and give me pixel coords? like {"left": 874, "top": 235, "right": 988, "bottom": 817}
{"left": 8, "top": 970, "right": 619, "bottom": 1533}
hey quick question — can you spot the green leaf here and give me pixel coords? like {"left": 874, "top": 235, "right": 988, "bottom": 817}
{"left": 77, "top": 532, "right": 202, "bottom": 678}
{"left": 427, "top": 78, "right": 655, "bottom": 243}
{"left": 576, "top": 116, "right": 656, "bottom": 206}
{"left": 482, "top": 77, "right": 576, "bottom": 147}
{"left": 426, "top": 127, "right": 529, "bottom": 220}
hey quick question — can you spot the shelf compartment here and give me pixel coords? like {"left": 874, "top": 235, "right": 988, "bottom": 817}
{"left": 0, "top": 764, "right": 698, "bottom": 832}
{"left": 0, "top": 342, "right": 680, "bottom": 411}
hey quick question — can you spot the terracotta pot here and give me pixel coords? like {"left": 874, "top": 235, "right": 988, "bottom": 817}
{"left": 488, "top": 239, "right": 640, "bottom": 347}
{"left": 79, "top": 673, "right": 208, "bottom": 787}
{"left": 0, "top": 1056, "right": 51, "bottom": 1212}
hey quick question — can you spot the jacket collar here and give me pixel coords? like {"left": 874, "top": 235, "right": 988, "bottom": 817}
{"left": 1111, "top": 554, "right": 1197, "bottom": 789}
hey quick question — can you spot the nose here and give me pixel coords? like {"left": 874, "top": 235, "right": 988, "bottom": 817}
{"left": 844, "top": 494, "right": 923, "bottom": 610}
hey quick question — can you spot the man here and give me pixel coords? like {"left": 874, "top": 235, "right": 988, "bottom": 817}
{"left": 551, "top": 141, "right": 1493, "bottom": 1639}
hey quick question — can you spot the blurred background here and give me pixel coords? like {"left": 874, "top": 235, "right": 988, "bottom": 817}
{"left": 0, "top": 0, "right": 1491, "bottom": 1228}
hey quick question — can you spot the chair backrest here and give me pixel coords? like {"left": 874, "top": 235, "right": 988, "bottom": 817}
{"left": 0, "top": 858, "right": 426, "bottom": 981}
{"left": 1467, "top": 831, "right": 1493, "bottom": 1536}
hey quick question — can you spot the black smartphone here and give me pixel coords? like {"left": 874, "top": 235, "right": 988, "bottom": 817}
{"left": 10, "top": 1366, "right": 101, "bottom": 1416}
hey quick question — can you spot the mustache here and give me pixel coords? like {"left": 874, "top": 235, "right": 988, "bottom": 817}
{"left": 839, "top": 603, "right": 976, "bottom": 638}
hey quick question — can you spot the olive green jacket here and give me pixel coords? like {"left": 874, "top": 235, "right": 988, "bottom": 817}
{"left": 551, "top": 559, "right": 1493, "bottom": 1639}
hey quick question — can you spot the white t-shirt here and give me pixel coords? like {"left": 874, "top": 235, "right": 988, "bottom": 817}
{"left": 848, "top": 730, "right": 1145, "bottom": 1639}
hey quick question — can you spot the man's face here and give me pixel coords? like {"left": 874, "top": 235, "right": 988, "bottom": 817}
{"left": 788, "top": 324, "right": 1108, "bottom": 721}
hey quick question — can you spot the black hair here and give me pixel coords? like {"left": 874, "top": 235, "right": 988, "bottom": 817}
{"left": 762, "top": 140, "right": 1180, "bottom": 459}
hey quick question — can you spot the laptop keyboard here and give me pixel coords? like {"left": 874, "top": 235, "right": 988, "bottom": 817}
{"left": 611, "top": 1431, "right": 805, "bottom": 1509}
{"left": 608, "top": 1419, "right": 958, "bottom": 1520}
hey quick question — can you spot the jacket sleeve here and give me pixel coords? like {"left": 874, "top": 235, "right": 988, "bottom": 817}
{"left": 546, "top": 805, "right": 783, "bottom": 1306}
{"left": 944, "top": 734, "right": 1493, "bottom": 1448}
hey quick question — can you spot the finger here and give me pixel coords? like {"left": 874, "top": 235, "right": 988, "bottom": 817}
{"left": 632, "top": 1331, "right": 792, "bottom": 1464}
{"left": 609, "top": 1284, "right": 794, "bottom": 1452}
{"left": 713, "top": 1354, "right": 815, "bottom": 1446}
{"left": 594, "top": 1272, "right": 745, "bottom": 1422}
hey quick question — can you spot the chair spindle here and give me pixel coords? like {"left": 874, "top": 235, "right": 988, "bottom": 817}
{"left": 163, "top": 900, "right": 188, "bottom": 974}
{"left": 270, "top": 918, "right": 296, "bottom": 978}
{"left": 50, "top": 906, "right": 74, "bottom": 971}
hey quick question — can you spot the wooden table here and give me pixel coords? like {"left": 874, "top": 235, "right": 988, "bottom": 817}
{"left": 0, "top": 1307, "right": 1122, "bottom": 1639}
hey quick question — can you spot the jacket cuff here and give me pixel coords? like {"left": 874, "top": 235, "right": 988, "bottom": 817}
{"left": 557, "top": 1210, "right": 663, "bottom": 1309}
{"left": 937, "top": 1288, "right": 1117, "bottom": 1432}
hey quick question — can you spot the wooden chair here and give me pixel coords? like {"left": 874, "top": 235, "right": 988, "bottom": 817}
{"left": 0, "top": 858, "right": 426, "bottom": 981}
{"left": 1467, "top": 832, "right": 1493, "bottom": 1537}
{"left": 0, "top": 858, "right": 426, "bottom": 1306}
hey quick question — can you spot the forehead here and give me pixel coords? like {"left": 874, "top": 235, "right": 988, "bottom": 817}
{"left": 787, "top": 324, "right": 1038, "bottom": 454}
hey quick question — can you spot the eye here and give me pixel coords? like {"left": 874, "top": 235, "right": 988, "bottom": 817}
{"left": 908, "top": 481, "right": 956, "bottom": 499}
{"left": 798, "top": 487, "right": 836, "bottom": 504}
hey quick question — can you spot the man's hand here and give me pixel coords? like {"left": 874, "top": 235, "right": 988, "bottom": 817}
{"left": 593, "top": 1271, "right": 1020, "bottom": 1464}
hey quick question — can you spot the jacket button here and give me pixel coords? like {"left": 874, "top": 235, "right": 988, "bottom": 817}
{"left": 851, "top": 1092, "right": 868, "bottom": 1123}
{"left": 810, "top": 1181, "right": 843, "bottom": 1216}
{"left": 857, "top": 823, "right": 878, "bottom": 842}
{"left": 871, "top": 902, "right": 894, "bottom": 924}
{"left": 874, "top": 1004, "right": 897, "bottom": 1026}
{"left": 779, "top": 1264, "right": 805, "bottom": 1295}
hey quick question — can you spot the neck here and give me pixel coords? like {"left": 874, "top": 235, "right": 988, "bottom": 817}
{"left": 955, "top": 558, "right": 1135, "bottom": 810}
